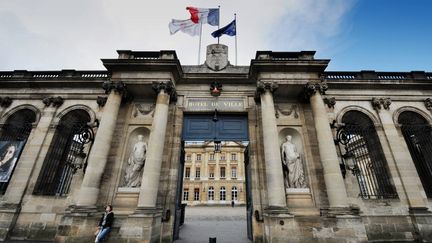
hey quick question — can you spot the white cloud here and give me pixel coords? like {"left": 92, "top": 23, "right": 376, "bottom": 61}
{"left": 0, "top": 0, "right": 354, "bottom": 70}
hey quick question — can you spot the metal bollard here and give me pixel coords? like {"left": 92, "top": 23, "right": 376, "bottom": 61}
{"left": 209, "top": 237, "right": 216, "bottom": 243}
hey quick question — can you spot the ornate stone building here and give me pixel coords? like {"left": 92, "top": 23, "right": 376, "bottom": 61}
{"left": 0, "top": 44, "right": 431, "bottom": 242}
{"left": 182, "top": 141, "right": 246, "bottom": 206}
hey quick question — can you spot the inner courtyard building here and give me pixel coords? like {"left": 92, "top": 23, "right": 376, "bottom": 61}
{"left": 0, "top": 44, "right": 431, "bottom": 242}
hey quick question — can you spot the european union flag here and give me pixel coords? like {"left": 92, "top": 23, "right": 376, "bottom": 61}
{"left": 211, "top": 20, "right": 236, "bottom": 38}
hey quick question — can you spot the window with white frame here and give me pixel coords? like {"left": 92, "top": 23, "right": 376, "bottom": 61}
{"left": 209, "top": 153, "right": 215, "bottom": 161}
{"left": 220, "top": 186, "right": 226, "bottom": 201}
{"left": 194, "top": 188, "right": 200, "bottom": 201}
{"left": 196, "top": 154, "right": 202, "bottom": 161}
{"left": 208, "top": 186, "right": 214, "bottom": 200}
{"left": 186, "top": 154, "right": 191, "bottom": 161}
{"left": 231, "top": 153, "right": 237, "bottom": 161}
{"left": 232, "top": 186, "right": 238, "bottom": 201}
{"left": 183, "top": 189, "right": 189, "bottom": 201}
{"left": 231, "top": 167, "right": 237, "bottom": 178}
{"left": 220, "top": 153, "right": 226, "bottom": 161}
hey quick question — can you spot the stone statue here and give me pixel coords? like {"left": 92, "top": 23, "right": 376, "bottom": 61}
{"left": 124, "top": 135, "right": 147, "bottom": 187}
{"left": 281, "top": 135, "right": 307, "bottom": 188}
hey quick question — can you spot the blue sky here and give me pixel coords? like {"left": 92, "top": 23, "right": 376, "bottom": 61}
{"left": 321, "top": 0, "right": 432, "bottom": 71}
{"left": 0, "top": 0, "right": 430, "bottom": 72}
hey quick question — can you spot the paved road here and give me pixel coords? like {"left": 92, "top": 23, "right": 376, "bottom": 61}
{"left": 175, "top": 206, "right": 251, "bottom": 243}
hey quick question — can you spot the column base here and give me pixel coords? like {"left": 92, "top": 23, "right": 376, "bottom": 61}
{"left": 0, "top": 203, "right": 20, "bottom": 241}
{"left": 409, "top": 207, "right": 432, "bottom": 242}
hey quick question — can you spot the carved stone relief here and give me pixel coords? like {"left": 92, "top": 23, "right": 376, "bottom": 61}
{"left": 132, "top": 103, "right": 155, "bottom": 118}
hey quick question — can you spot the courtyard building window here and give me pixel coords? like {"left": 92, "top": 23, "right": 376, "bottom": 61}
{"left": 231, "top": 153, "right": 237, "bottom": 161}
{"left": 208, "top": 186, "right": 214, "bottom": 200}
{"left": 220, "top": 167, "right": 226, "bottom": 178}
{"left": 195, "top": 167, "right": 200, "bottom": 179}
{"left": 183, "top": 189, "right": 189, "bottom": 201}
{"left": 196, "top": 154, "right": 202, "bottom": 161}
{"left": 186, "top": 154, "right": 191, "bottom": 161}
{"left": 194, "top": 188, "right": 200, "bottom": 201}
{"left": 231, "top": 167, "right": 237, "bottom": 178}
{"left": 220, "top": 186, "right": 226, "bottom": 201}
{"left": 209, "top": 168, "right": 214, "bottom": 178}
{"left": 209, "top": 153, "right": 215, "bottom": 161}
{"left": 220, "top": 153, "right": 226, "bottom": 161}
{"left": 185, "top": 167, "right": 190, "bottom": 178}
{"left": 232, "top": 186, "right": 238, "bottom": 201}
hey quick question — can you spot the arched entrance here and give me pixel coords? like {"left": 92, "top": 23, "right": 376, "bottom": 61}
{"left": 173, "top": 113, "right": 252, "bottom": 242}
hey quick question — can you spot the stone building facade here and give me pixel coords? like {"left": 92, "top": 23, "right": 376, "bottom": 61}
{"left": 182, "top": 141, "right": 246, "bottom": 206}
{"left": 0, "top": 44, "right": 431, "bottom": 242}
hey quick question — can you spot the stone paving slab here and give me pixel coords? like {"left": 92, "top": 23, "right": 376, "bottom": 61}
{"left": 175, "top": 206, "right": 251, "bottom": 243}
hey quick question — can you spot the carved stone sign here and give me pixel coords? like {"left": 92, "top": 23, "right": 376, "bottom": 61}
{"left": 205, "top": 44, "right": 229, "bottom": 71}
{"left": 186, "top": 98, "right": 244, "bottom": 111}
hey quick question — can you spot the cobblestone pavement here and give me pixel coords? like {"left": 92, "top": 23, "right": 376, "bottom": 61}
{"left": 175, "top": 206, "right": 251, "bottom": 243}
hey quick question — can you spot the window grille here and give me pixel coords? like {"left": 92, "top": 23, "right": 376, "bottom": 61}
{"left": 33, "top": 110, "right": 91, "bottom": 196}
{"left": 183, "top": 189, "right": 189, "bottom": 201}
{"left": 399, "top": 111, "right": 432, "bottom": 198}
{"left": 232, "top": 186, "right": 238, "bottom": 201}
{"left": 338, "top": 111, "right": 397, "bottom": 199}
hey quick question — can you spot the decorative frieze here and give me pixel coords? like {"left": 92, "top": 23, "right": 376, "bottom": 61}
{"left": 0, "top": 97, "right": 12, "bottom": 108}
{"left": 96, "top": 96, "right": 108, "bottom": 108}
{"left": 42, "top": 96, "right": 64, "bottom": 107}
{"left": 303, "top": 81, "right": 328, "bottom": 100}
{"left": 323, "top": 97, "right": 336, "bottom": 109}
{"left": 152, "top": 81, "right": 177, "bottom": 102}
{"left": 424, "top": 98, "right": 432, "bottom": 111}
{"left": 133, "top": 103, "right": 155, "bottom": 117}
{"left": 372, "top": 97, "right": 391, "bottom": 110}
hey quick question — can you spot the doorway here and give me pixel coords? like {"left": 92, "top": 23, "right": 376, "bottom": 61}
{"left": 173, "top": 113, "right": 252, "bottom": 242}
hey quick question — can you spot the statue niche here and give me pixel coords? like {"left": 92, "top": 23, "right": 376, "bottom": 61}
{"left": 281, "top": 134, "right": 307, "bottom": 189}
{"left": 123, "top": 134, "right": 147, "bottom": 187}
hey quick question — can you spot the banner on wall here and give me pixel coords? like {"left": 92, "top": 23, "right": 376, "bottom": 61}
{"left": 0, "top": 141, "right": 26, "bottom": 183}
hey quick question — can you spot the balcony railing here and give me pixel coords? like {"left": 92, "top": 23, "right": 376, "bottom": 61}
{"left": 324, "top": 71, "right": 431, "bottom": 81}
{"left": 0, "top": 70, "right": 110, "bottom": 79}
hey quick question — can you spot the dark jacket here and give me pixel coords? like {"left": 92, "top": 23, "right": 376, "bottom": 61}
{"left": 98, "top": 212, "right": 114, "bottom": 228}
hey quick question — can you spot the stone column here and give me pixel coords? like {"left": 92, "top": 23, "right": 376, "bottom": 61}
{"left": 373, "top": 98, "right": 429, "bottom": 209}
{"left": 137, "top": 81, "right": 175, "bottom": 208}
{"left": 305, "top": 81, "right": 349, "bottom": 209}
{"left": 256, "top": 82, "right": 287, "bottom": 208}
{"left": 76, "top": 81, "right": 126, "bottom": 207}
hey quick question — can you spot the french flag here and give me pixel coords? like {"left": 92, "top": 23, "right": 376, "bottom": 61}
{"left": 169, "top": 7, "right": 219, "bottom": 36}
{"left": 186, "top": 7, "right": 219, "bottom": 26}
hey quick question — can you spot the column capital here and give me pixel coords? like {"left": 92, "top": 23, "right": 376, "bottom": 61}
{"left": 256, "top": 81, "right": 278, "bottom": 95}
{"left": 424, "top": 98, "right": 432, "bottom": 111}
{"left": 152, "top": 81, "right": 177, "bottom": 102}
{"left": 102, "top": 81, "right": 133, "bottom": 102}
{"left": 372, "top": 97, "right": 391, "bottom": 110}
{"left": 304, "top": 81, "right": 328, "bottom": 99}
{"left": 0, "top": 97, "right": 13, "bottom": 108}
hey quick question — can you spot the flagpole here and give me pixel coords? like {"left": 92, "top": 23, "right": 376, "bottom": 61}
{"left": 198, "top": 20, "right": 203, "bottom": 64}
{"left": 234, "top": 13, "right": 238, "bottom": 66}
{"left": 217, "top": 5, "right": 220, "bottom": 44}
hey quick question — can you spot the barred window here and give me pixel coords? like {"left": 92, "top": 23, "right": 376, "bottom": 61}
{"left": 220, "top": 186, "right": 226, "bottom": 201}
{"left": 399, "top": 111, "right": 432, "bottom": 198}
{"left": 341, "top": 111, "right": 397, "bottom": 199}
{"left": 33, "top": 110, "right": 91, "bottom": 196}
{"left": 0, "top": 109, "right": 36, "bottom": 194}
{"left": 208, "top": 186, "right": 214, "bottom": 200}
